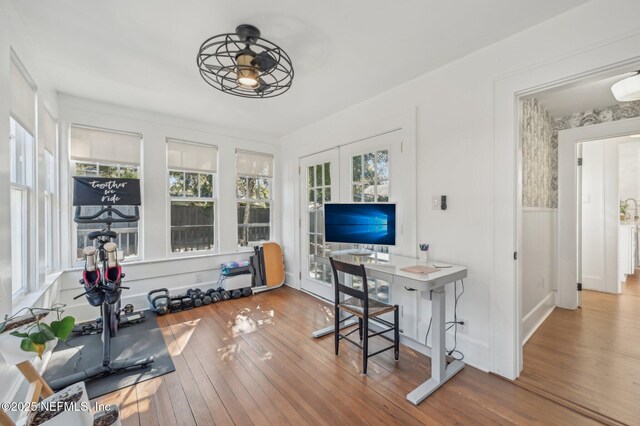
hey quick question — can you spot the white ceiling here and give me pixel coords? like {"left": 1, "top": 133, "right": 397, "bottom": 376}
{"left": 12, "top": 0, "right": 588, "bottom": 137}
{"left": 535, "top": 74, "right": 633, "bottom": 118}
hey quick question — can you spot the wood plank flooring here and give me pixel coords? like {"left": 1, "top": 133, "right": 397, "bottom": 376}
{"left": 518, "top": 272, "right": 640, "bottom": 425}
{"left": 92, "top": 286, "right": 598, "bottom": 425}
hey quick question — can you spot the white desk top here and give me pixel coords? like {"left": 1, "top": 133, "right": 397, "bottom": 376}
{"left": 319, "top": 252, "right": 467, "bottom": 292}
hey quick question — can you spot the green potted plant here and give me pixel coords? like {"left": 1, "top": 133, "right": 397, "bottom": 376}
{"left": 0, "top": 304, "right": 75, "bottom": 363}
{"left": 620, "top": 200, "right": 628, "bottom": 221}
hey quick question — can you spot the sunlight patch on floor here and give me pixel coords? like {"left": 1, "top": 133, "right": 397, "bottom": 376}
{"left": 165, "top": 319, "right": 200, "bottom": 356}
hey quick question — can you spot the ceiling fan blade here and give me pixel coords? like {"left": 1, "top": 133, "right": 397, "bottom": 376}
{"left": 252, "top": 52, "right": 277, "bottom": 72}
{"left": 203, "top": 62, "right": 229, "bottom": 72}
{"left": 254, "top": 78, "right": 271, "bottom": 94}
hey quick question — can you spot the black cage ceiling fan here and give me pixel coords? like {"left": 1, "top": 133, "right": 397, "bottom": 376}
{"left": 196, "top": 24, "right": 294, "bottom": 99}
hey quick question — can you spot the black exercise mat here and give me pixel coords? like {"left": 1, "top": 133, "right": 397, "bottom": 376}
{"left": 43, "top": 313, "right": 175, "bottom": 399}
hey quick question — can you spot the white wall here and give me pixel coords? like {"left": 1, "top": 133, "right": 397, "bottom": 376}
{"left": 619, "top": 141, "right": 640, "bottom": 204}
{"left": 521, "top": 209, "right": 556, "bottom": 342}
{"left": 279, "top": 0, "right": 640, "bottom": 374}
{"left": 56, "top": 95, "right": 281, "bottom": 319}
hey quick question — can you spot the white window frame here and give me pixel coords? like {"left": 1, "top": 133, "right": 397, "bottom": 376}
{"left": 70, "top": 160, "right": 142, "bottom": 265}
{"left": 350, "top": 148, "right": 391, "bottom": 255}
{"left": 43, "top": 148, "right": 56, "bottom": 274}
{"left": 236, "top": 175, "right": 273, "bottom": 247}
{"left": 9, "top": 117, "right": 35, "bottom": 297}
{"left": 350, "top": 149, "right": 390, "bottom": 203}
{"left": 168, "top": 169, "right": 217, "bottom": 255}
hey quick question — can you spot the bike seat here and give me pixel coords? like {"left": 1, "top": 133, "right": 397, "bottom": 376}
{"left": 88, "top": 230, "right": 118, "bottom": 240}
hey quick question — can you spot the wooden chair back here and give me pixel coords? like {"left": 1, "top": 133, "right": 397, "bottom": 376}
{"left": 329, "top": 257, "right": 370, "bottom": 309}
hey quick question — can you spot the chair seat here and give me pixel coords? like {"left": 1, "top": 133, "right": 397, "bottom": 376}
{"left": 339, "top": 297, "right": 396, "bottom": 318}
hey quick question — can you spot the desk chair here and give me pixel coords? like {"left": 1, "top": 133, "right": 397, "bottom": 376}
{"left": 330, "top": 257, "right": 399, "bottom": 374}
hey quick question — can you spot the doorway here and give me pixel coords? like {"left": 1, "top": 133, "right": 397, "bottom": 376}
{"left": 517, "top": 90, "right": 640, "bottom": 423}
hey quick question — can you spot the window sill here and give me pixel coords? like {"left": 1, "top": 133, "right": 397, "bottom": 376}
{"left": 64, "top": 248, "right": 255, "bottom": 272}
{"left": 12, "top": 271, "right": 64, "bottom": 314}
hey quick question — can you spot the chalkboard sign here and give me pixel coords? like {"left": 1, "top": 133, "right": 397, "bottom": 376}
{"left": 73, "top": 177, "right": 141, "bottom": 206}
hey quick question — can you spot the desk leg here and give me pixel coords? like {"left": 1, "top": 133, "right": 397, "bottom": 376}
{"left": 406, "top": 288, "right": 465, "bottom": 405}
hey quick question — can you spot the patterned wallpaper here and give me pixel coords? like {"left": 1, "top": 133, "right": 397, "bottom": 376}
{"left": 522, "top": 98, "right": 554, "bottom": 208}
{"left": 523, "top": 99, "right": 640, "bottom": 208}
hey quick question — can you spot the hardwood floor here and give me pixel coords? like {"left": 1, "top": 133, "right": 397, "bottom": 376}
{"left": 518, "top": 272, "right": 640, "bottom": 425}
{"left": 92, "top": 286, "right": 598, "bottom": 425}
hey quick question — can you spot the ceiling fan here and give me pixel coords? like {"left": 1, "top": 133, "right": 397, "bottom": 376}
{"left": 196, "top": 24, "right": 294, "bottom": 99}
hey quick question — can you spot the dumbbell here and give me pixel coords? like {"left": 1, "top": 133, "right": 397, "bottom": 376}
{"left": 201, "top": 292, "right": 212, "bottom": 305}
{"left": 230, "top": 289, "right": 242, "bottom": 299}
{"left": 179, "top": 294, "right": 194, "bottom": 310}
{"left": 169, "top": 296, "right": 183, "bottom": 313}
{"left": 216, "top": 287, "right": 231, "bottom": 301}
{"left": 187, "top": 289, "right": 204, "bottom": 307}
{"left": 206, "top": 289, "right": 222, "bottom": 303}
{"left": 241, "top": 287, "right": 252, "bottom": 297}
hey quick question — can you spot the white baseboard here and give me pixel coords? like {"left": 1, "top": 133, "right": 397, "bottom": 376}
{"left": 284, "top": 272, "right": 299, "bottom": 289}
{"left": 522, "top": 291, "right": 555, "bottom": 345}
{"left": 65, "top": 280, "right": 220, "bottom": 322}
{"left": 582, "top": 274, "right": 604, "bottom": 291}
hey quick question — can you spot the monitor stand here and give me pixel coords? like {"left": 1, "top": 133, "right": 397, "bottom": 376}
{"left": 331, "top": 248, "right": 374, "bottom": 256}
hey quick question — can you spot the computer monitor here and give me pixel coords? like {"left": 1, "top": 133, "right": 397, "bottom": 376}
{"left": 324, "top": 203, "right": 396, "bottom": 246}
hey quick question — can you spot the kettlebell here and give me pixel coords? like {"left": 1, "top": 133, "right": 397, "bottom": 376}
{"left": 148, "top": 288, "right": 170, "bottom": 315}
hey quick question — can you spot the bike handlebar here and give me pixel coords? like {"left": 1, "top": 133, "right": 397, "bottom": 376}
{"left": 74, "top": 206, "right": 140, "bottom": 224}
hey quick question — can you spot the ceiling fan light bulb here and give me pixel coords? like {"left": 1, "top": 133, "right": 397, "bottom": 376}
{"left": 236, "top": 51, "right": 260, "bottom": 88}
{"left": 238, "top": 74, "right": 259, "bottom": 88}
{"left": 611, "top": 72, "right": 640, "bottom": 102}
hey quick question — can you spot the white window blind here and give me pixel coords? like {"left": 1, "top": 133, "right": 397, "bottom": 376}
{"left": 10, "top": 59, "right": 36, "bottom": 135}
{"left": 167, "top": 139, "right": 217, "bottom": 172}
{"left": 40, "top": 108, "right": 57, "bottom": 154}
{"left": 236, "top": 150, "right": 273, "bottom": 178}
{"left": 70, "top": 125, "right": 141, "bottom": 165}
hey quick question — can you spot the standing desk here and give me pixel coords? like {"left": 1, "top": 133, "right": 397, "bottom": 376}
{"left": 312, "top": 252, "right": 468, "bottom": 405}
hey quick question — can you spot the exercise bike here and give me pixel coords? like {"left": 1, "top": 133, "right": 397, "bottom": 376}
{"left": 49, "top": 177, "right": 154, "bottom": 391}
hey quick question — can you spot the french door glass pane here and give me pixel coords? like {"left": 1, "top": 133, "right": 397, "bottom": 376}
{"left": 307, "top": 161, "right": 331, "bottom": 284}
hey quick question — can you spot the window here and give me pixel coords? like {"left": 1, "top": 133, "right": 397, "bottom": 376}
{"left": 9, "top": 55, "right": 36, "bottom": 297}
{"left": 306, "top": 161, "right": 332, "bottom": 283}
{"left": 44, "top": 149, "right": 55, "bottom": 272}
{"left": 351, "top": 149, "right": 390, "bottom": 254}
{"left": 352, "top": 149, "right": 389, "bottom": 202}
{"left": 236, "top": 150, "right": 273, "bottom": 247}
{"left": 167, "top": 139, "right": 217, "bottom": 253}
{"left": 9, "top": 118, "right": 34, "bottom": 296}
{"left": 70, "top": 125, "right": 142, "bottom": 261}
{"left": 41, "top": 109, "right": 57, "bottom": 273}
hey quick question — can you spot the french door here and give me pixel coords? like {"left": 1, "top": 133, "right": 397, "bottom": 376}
{"left": 300, "top": 149, "right": 340, "bottom": 300}
{"left": 299, "top": 130, "right": 405, "bottom": 301}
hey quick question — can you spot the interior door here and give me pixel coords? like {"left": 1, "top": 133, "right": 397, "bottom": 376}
{"left": 300, "top": 149, "right": 339, "bottom": 300}
{"left": 577, "top": 143, "right": 583, "bottom": 307}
